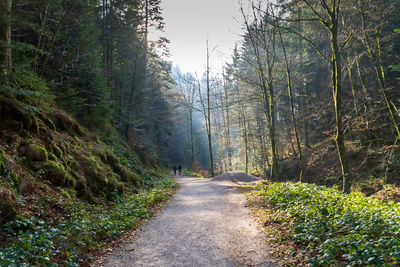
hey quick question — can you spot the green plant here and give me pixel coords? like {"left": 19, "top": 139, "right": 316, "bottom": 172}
{"left": 0, "top": 174, "right": 178, "bottom": 266}
{"left": 182, "top": 168, "right": 203, "bottom": 178}
{"left": 0, "top": 148, "right": 6, "bottom": 174}
{"left": 42, "top": 161, "right": 67, "bottom": 186}
{"left": 25, "top": 144, "right": 48, "bottom": 163}
{"left": 248, "top": 182, "right": 400, "bottom": 266}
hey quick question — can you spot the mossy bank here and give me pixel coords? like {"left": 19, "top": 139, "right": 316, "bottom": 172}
{"left": 0, "top": 92, "right": 177, "bottom": 266}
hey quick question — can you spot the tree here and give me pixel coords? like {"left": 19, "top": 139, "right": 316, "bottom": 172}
{"left": 174, "top": 69, "right": 197, "bottom": 168}
{"left": 0, "top": 0, "right": 11, "bottom": 74}
{"left": 241, "top": 1, "right": 280, "bottom": 180}
{"left": 204, "top": 40, "right": 216, "bottom": 177}
{"left": 276, "top": 23, "right": 305, "bottom": 181}
{"left": 356, "top": 0, "right": 400, "bottom": 139}
{"left": 279, "top": 0, "right": 353, "bottom": 192}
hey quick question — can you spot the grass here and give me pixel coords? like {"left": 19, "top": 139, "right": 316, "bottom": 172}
{"left": 0, "top": 174, "right": 178, "bottom": 266}
{"left": 240, "top": 181, "right": 400, "bottom": 266}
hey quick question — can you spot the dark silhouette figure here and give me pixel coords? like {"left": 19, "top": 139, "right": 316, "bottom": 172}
{"left": 178, "top": 165, "right": 182, "bottom": 175}
{"left": 173, "top": 165, "right": 177, "bottom": 175}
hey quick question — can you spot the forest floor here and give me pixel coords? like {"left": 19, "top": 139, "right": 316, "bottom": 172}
{"left": 95, "top": 175, "right": 278, "bottom": 267}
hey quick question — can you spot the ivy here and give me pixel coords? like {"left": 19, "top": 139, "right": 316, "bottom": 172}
{"left": 0, "top": 175, "right": 178, "bottom": 266}
{"left": 252, "top": 182, "right": 400, "bottom": 266}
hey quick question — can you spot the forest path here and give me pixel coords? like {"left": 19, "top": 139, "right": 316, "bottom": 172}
{"left": 97, "top": 176, "right": 277, "bottom": 267}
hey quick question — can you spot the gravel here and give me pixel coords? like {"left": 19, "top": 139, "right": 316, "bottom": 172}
{"left": 98, "top": 176, "right": 277, "bottom": 267}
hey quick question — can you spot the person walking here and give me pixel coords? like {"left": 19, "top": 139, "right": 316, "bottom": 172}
{"left": 173, "top": 165, "right": 177, "bottom": 175}
{"left": 178, "top": 165, "right": 182, "bottom": 176}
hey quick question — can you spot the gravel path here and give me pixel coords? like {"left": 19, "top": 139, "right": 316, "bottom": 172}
{"left": 98, "top": 175, "right": 277, "bottom": 267}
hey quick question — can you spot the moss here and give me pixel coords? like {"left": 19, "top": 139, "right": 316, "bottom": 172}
{"left": 48, "top": 152, "right": 57, "bottom": 161}
{"left": 108, "top": 178, "right": 124, "bottom": 195}
{"left": 0, "top": 148, "right": 6, "bottom": 174}
{"left": 38, "top": 113, "right": 56, "bottom": 131}
{"left": 21, "top": 112, "right": 39, "bottom": 135}
{"left": 0, "top": 187, "right": 17, "bottom": 224}
{"left": 68, "top": 189, "right": 77, "bottom": 199}
{"left": 65, "top": 175, "right": 76, "bottom": 188}
{"left": 99, "top": 150, "right": 140, "bottom": 185}
{"left": 42, "top": 161, "right": 66, "bottom": 186}
{"left": 50, "top": 109, "right": 86, "bottom": 137}
{"left": 75, "top": 179, "right": 91, "bottom": 201}
{"left": 59, "top": 189, "right": 71, "bottom": 200}
{"left": 88, "top": 134, "right": 100, "bottom": 144}
{"left": 25, "top": 144, "right": 48, "bottom": 162}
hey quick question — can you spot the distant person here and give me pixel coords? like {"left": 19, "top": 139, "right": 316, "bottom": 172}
{"left": 173, "top": 165, "right": 177, "bottom": 175}
{"left": 178, "top": 165, "right": 182, "bottom": 175}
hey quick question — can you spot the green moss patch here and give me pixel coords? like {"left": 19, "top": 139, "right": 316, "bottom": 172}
{"left": 48, "top": 152, "right": 57, "bottom": 161}
{"left": 96, "top": 149, "right": 140, "bottom": 185}
{"left": 50, "top": 109, "right": 85, "bottom": 136}
{"left": 25, "top": 144, "right": 48, "bottom": 162}
{"left": 42, "top": 161, "right": 67, "bottom": 186}
{"left": 51, "top": 144, "right": 63, "bottom": 159}
{"left": 0, "top": 187, "right": 17, "bottom": 224}
{"left": 0, "top": 148, "right": 6, "bottom": 174}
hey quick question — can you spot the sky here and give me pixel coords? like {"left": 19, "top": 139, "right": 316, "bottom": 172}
{"left": 151, "top": 0, "right": 245, "bottom": 75}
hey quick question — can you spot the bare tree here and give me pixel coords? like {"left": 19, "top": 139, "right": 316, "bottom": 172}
{"left": 176, "top": 71, "right": 197, "bottom": 168}
{"left": 276, "top": 23, "right": 305, "bottom": 182}
{"left": 240, "top": 1, "right": 279, "bottom": 180}
{"left": 356, "top": 0, "right": 400, "bottom": 139}
{"left": 271, "top": 0, "right": 352, "bottom": 192}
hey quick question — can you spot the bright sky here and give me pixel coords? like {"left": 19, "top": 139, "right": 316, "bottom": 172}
{"left": 155, "top": 0, "right": 244, "bottom": 75}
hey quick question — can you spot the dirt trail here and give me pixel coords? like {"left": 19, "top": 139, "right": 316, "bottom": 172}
{"left": 98, "top": 176, "right": 277, "bottom": 267}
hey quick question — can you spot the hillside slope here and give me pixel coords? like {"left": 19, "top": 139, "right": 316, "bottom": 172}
{"left": 0, "top": 86, "right": 176, "bottom": 265}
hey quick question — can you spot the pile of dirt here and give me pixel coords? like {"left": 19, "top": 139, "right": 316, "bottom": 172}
{"left": 212, "top": 172, "right": 261, "bottom": 183}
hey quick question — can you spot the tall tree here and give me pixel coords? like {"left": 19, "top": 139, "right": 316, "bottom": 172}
{"left": 241, "top": 2, "right": 280, "bottom": 180}
{"left": 205, "top": 40, "right": 215, "bottom": 177}
{"left": 0, "top": 0, "right": 11, "bottom": 74}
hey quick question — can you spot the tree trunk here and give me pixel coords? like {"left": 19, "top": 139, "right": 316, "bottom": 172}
{"left": 268, "top": 89, "right": 279, "bottom": 180}
{"left": 240, "top": 4, "right": 279, "bottom": 180}
{"left": 345, "top": 56, "right": 365, "bottom": 150}
{"left": 206, "top": 40, "right": 214, "bottom": 177}
{"left": 39, "top": 0, "right": 76, "bottom": 77}
{"left": 238, "top": 105, "right": 249, "bottom": 174}
{"left": 330, "top": 17, "right": 352, "bottom": 193}
{"left": 277, "top": 26, "right": 305, "bottom": 181}
{"left": 0, "top": 0, "right": 12, "bottom": 75}
{"left": 298, "top": 6, "right": 311, "bottom": 149}
{"left": 357, "top": 0, "right": 400, "bottom": 138}
{"left": 222, "top": 75, "right": 233, "bottom": 171}
{"left": 189, "top": 108, "right": 195, "bottom": 168}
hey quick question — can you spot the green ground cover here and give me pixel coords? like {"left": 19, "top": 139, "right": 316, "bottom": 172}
{"left": 243, "top": 182, "right": 400, "bottom": 266}
{"left": 0, "top": 174, "right": 178, "bottom": 266}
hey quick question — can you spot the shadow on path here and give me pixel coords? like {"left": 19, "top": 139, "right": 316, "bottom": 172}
{"left": 98, "top": 176, "right": 278, "bottom": 267}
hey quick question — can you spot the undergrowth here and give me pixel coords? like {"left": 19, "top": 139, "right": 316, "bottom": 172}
{"left": 243, "top": 182, "right": 400, "bottom": 266}
{"left": 0, "top": 174, "right": 178, "bottom": 266}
